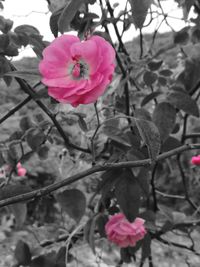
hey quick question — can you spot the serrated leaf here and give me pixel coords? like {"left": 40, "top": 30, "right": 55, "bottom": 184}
{"left": 167, "top": 91, "right": 199, "bottom": 117}
{"left": 141, "top": 91, "right": 162, "bottom": 107}
{"left": 153, "top": 102, "right": 176, "bottom": 142}
{"left": 135, "top": 118, "right": 161, "bottom": 160}
{"left": 9, "top": 203, "right": 27, "bottom": 228}
{"left": 115, "top": 169, "right": 141, "bottom": 222}
{"left": 58, "top": 0, "right": 84, "bottom": 33}
{"left": 129, "top": 0, "right": 152, "bottom": 29}
{"left": 57, "top": 189, "right": 86, "bottom": 223}
{"left": 148, "top": 60, "right": 163, "bottom": 71}
{"left": 14, "top": 240, "right": 31, "bottom": 265}
{"left": 143, "top": 71, "right": 157, "bottom": 86}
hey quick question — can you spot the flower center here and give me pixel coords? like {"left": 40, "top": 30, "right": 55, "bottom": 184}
{"left": 69, "top": 57, "right": 89, "bottom": 80}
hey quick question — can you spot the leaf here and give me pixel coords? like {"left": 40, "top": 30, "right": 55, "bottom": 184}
{"left": 136, "top": 167, "right": 150, "bottom": 196}
{"left": 0, "top": 184, "right": 31, "bottom": 201}
{"left": 77, "top": 115, "right": 88, "bottom": 132}
{"left": 5, "top": 69, "right": 41, "bottom": 80}
{"left": 152, "top": 102, "right": 176, "bottom": 142}
{"left": 56, "top": 246, "right": 66, "bottom": 267}
{"left": 0, "top": 34, "right": 9, "bottom": 53}
{"left": 191, "top": 27, "right": 200, "bottom": 44}
{"left": 20, "top": 116, "right": 33, "bottom": 131}
{"left": 161, "top": 137, "right": 181, "bottom": 152}
{"left": 143, "top": 71, "right": 157, "bottom": 86}
{"left": 58, "top": 0, "right": 84, "bottom": 34}
{"left": 9, "top": 203, "right": 27, "bottom": 228}
{"left": 84, "top": 216, "right": 97, "bottom": 254}
{"left": 167, "top": 91, "right": 199, "bottom": 117}
{"left": 115, "top": 169, "right": 141, "bottom": 222}
{"left": 129, "top": 0, "right": 152, "bottom": 29}
{"left": 141, "top": 233, "right": 151, "bottom": 262}
{"left": 135, "top": 118, "right": 161, "bottom": 160}
{"left": 56, "top": 189, "right": 86, "bottom": 223}
{"left": 174, "top": 26, "right": 190, "bottom": 45}
{"left": 50, "top": 8, "right": 62, "bottom": 37}
{"left": 96, "top": 214, "right": 108, "bottom": 238}
{"left": 26, "top": 128, "right": 45, "bottom": 151}
{"left": 30, "top": 255, "right": 55, "bottom": 267}
{"left": 120, "top": 248, "right": 132, "bottom": 263}
{"left": 141, "top": 91, "right": 162, "bottom": 107}
{"left": 14, "top": 240, "right": 32, "bottom": 265}
{"left": 158, "top": 76, "right": 167, "bottom": 86}
{"left": 0, "top": 55, "right": 12, "bottom": 86}
{"left": 148, "top": 60, "right": 163, "bottom": 71}
{"left": 159, "top": 69, "right": 173, "bottom": 77}
{"left": 37, "top": 145, "right": 49, "bottom": 160}
{"left": 14, "top": 24, "right": 40, "bottom": 35}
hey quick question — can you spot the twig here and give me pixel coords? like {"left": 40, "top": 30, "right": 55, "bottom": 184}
{"left": 0, "top": 95, "right": 31, "bottom": 125}
{"left": 91, "top": 102, "right": 101, "bottom": 164}
{"left": 0, "top": 143, "right": 199, "bottom": 207}
{"left": 10, "top": 63, "right": 90, "bottom": 154}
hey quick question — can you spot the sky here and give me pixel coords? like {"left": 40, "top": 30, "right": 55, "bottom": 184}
{"left": 1, "top": 0, "right": 193, "bottom": 59}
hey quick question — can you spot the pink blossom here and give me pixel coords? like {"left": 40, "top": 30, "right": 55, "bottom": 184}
{"left": 39, "top": 34, "right": 115, "bottom": 107}
{"left": 17, "top": 167, "right": 27, "bottom": 177}
{"left": 105, "top": 213, "right": 146, "bottom": 248}
{"left": 17, "top": 162, "right": 27, "bottom": 176}
{"left": 191, "top": 155, "right": 200, "bottom": 165}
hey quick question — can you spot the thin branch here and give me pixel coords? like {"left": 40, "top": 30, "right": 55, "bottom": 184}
{"left": 0, "top": 143, "right": 199, "bottom": 208}
{"left": 91, "top": 102, "right": 101, "bottom": 164}
{"left": 10, "top": 64, "right": 90, "bottom": 154}
{"left": 0, "top": 95, "right": 31, "bottom": 125}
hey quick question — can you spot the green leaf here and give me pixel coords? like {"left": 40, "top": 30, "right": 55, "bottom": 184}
{"left": 115, "top": 169, "right": 141, "bottom": 222}
{"left": 148, "top": 60, "right": 163, "bottom": 71}
{"left": 167, "top": 91, "right": 199, "bottom": 117}
{"left": 141, "top": 91, "right": 162, "bottom": 107}
{"left": 77, "top": 115, "right": 88, "bottom": 132}
{"left": 56, "top": 189, "right": 86, "bottom": 223}
{"left": 153, "top": 102, "right": 176, "bottom": 142}
{"left": 135, "top": 118, "right": 161, "bottom": 160}
{"left": 120, "top": 248, "right": 132, "bottom": 263}
{"left": 20, "top": 116, "right": 33, "bottom": 132}
{"left": 0, "top": 55, "right": 12, "bottom": 86}
{"left": 14, "top": 240, "right": 32, "bottom": 265}
{"left": 143, "top": 71, "right": 157, "bottom": 86}
{"left": 96, "top": 214, "right": 108, "bottom": 238}
{"left": 158, "top": 76, "right": 167, "bottom": 86}
{"left": 58, "top": 0, "right": 84, "bottom": 33}
{"left": 0, "top": 33, "right": 9, "bottom": 52}
{"left": 129, "top": 0, "right": 152, "bottom": 29}
{"left": 37, "top": 145, "right": 49, "bottom": 160}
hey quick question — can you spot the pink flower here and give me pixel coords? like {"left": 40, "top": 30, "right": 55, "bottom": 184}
{"left": 105, "top": 213, "right": 146, "bottom": 248}
{"left": 191, "top": 155, "right": 200, "bottom": 165}
{"left": 17, "top": 167, "right": 27, "bottom": 177}
{"left": 39, "top": 34, "right": 115, "bottom": 107}
{"left": 17, "top": 162, "right": 27, "bottom": 176}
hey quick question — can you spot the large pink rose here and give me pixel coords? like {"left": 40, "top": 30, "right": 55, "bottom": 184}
{"left": 105, "top": 213, "right": 146, "bottom": 248}
{"left": 191, "top": 155, "right": 200, "bottom": 165}
{"left": 39, "top": 34, "right": 115, "bottom": 107}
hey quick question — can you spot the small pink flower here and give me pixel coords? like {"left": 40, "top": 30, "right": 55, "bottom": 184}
{"left": 16, "top": 162, "right": 27, "bottom": 176}
{"left": 105, "top": 213, "right": 146, "bottom": 248}
{"left": 17, "top": 167, "right": 27, "bottom": 177}
{"left": 191, "top": 155, "right": 200, "bottom": 165}
{"left": 39, "top": 34, "right": 115, "bottom": 107}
